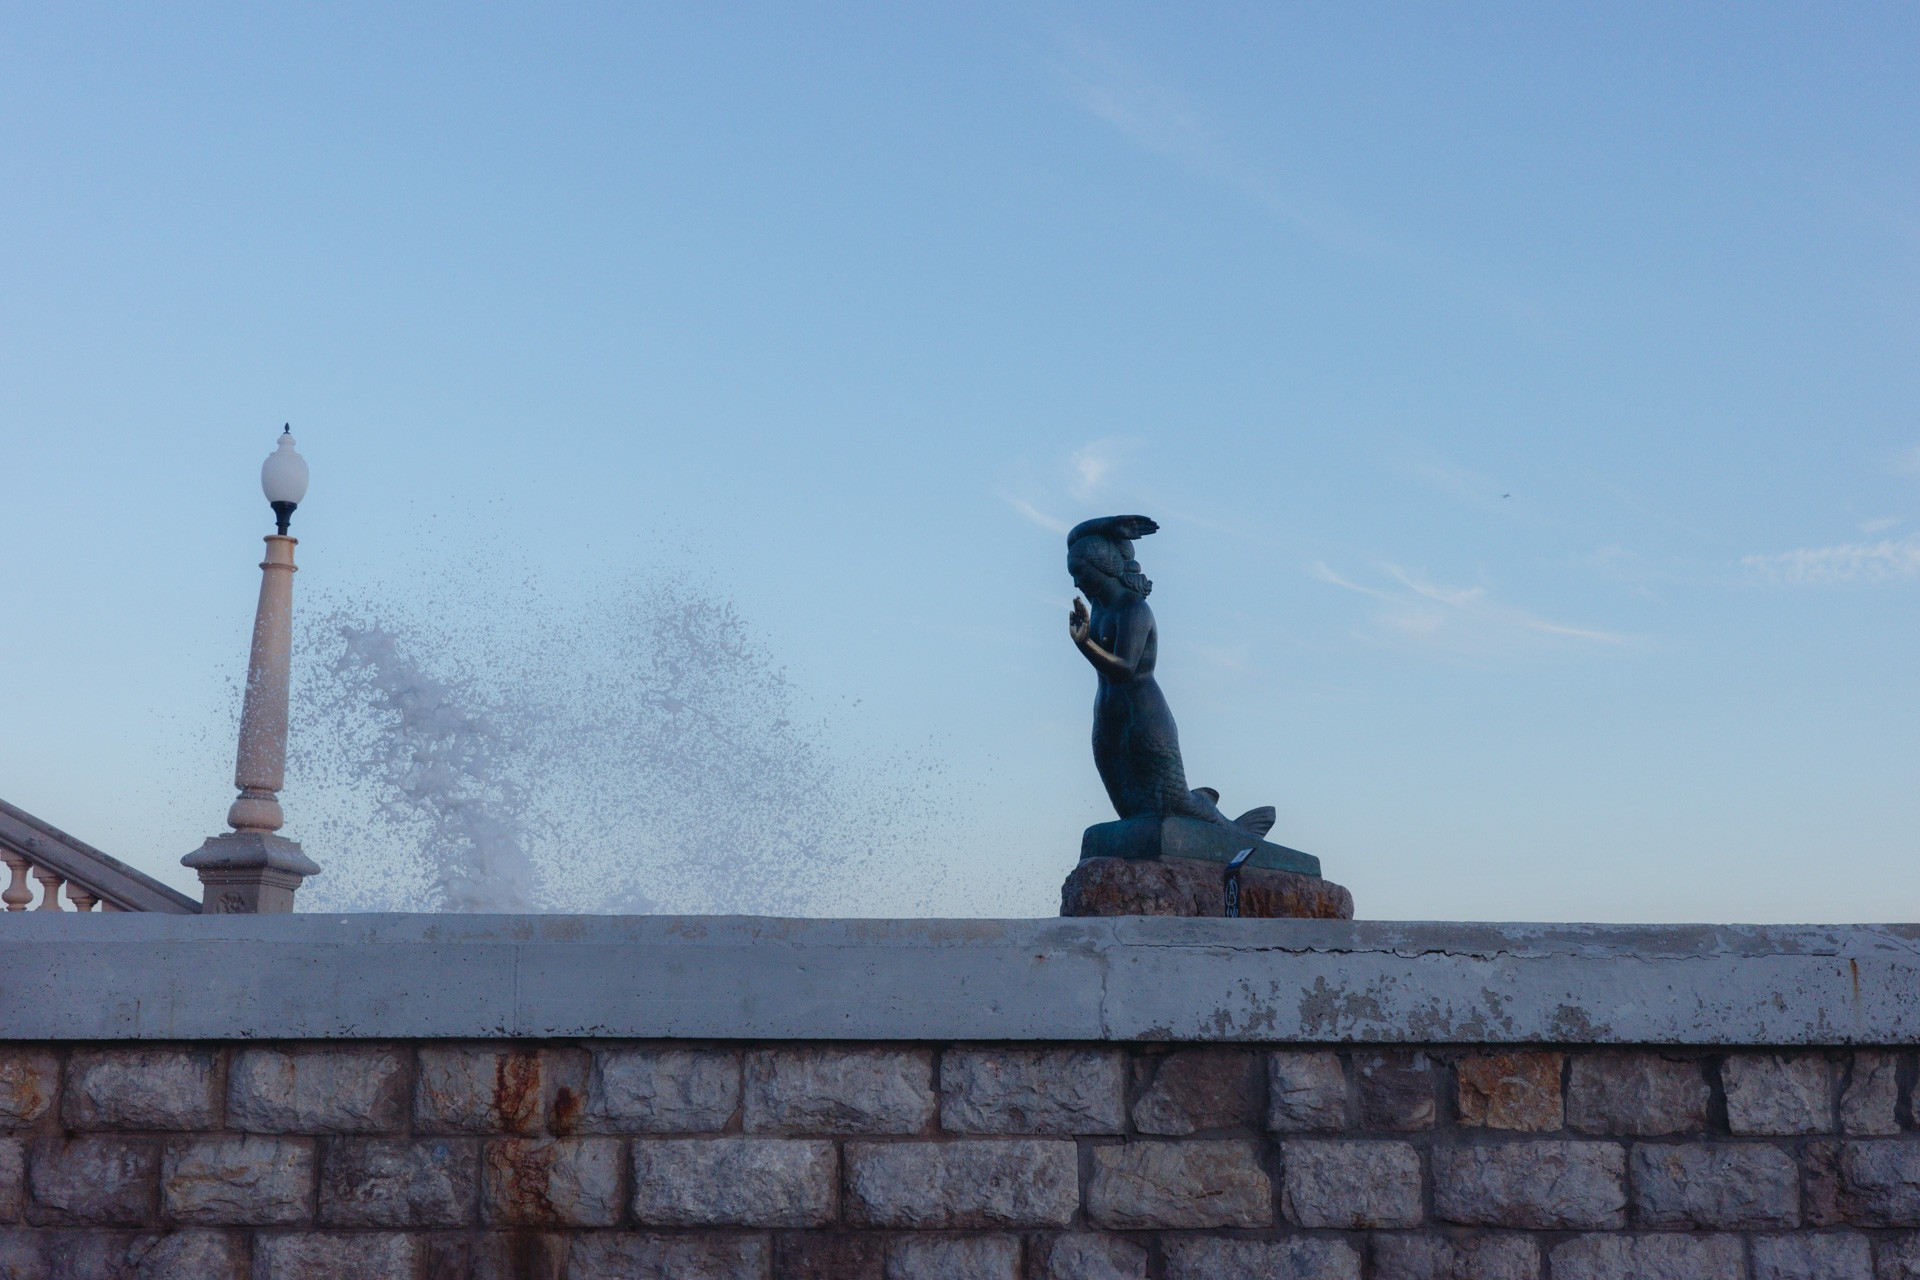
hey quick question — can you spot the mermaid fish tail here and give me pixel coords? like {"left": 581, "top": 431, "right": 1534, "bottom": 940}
{"left": 1233, "top": 806, "right": 1276, "bottom": 838}
{"left": 1180, "top": 788, "right": 1277, "bottom": 839}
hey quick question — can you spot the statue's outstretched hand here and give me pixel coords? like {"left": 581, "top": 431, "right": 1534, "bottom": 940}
{"left": 1068, "top": 596, "right": 1091, "bottom": 647}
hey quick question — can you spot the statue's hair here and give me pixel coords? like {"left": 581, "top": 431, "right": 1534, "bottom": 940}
{"left": 1068, "top": 514, "right": 1158, "bottom": 598}
{"left": 1067, "top": 514, "right": 1159, "bottom": 544}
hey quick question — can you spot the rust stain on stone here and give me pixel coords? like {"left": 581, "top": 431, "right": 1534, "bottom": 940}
{"left": 0, "top": 1075, "right": 45, "bottom": 1123}
{"left": 550, "top": 1084, "right": 581, "bottom": 1135}
{"left": 491, "top": 1140, "right": 562, "bottom": 1226}
{"left": 1456, "top": 1051, "right": 1564, "bottom": 1130}
{"left": 494, "top": 1051, "right": 541, "bottom": 1130}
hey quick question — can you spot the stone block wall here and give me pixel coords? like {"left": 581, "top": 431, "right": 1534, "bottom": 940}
{"left": 1, "top": 1040, "right": 1917, "bottom": 1279}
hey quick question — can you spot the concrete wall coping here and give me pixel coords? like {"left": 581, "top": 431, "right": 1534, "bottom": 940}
{"left": 3, "top": 914, "right": 1915, "bottom": 1044}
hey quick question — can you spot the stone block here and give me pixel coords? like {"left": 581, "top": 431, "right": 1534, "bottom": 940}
{"left": 122, "top": 1229, "right": 246, "bottom": 1279}
{"left": 1086, "top": 1139, "right": 1271, "bottom": 1229}
{"left": 161, "top": 1136, "right": 313, "bottom": 1225}
{"left": 630, "top": 1137, "right": 835, "bottom": 1226}
{"left": 253, "top": 1232, "right": 418, "bottom": 1279}
{"left": 1841, "top": 1053, "right": 1902, "bottom": 1136}
{"left": 0, "top": 1053, "right": 57, "bottom": 1129}
{"left": 319, "top": 1137, "right": 477, "bottom": 1227}
{"left": 1370, "top": 1232, "right": 1539, "bottom": 1280}
{"left": 1566, "top": 1051, "right": 1709, "bottom": 1135}
{"left": 744, "top": 1047, "right": 934, "bottom": 1135}
{"left": 415, "top": 1045, "right": 583, "bottom": 1136}
{"left": 0, "top": 1142, "right": 20, "bottom": 1223}
{"left": 44, "top": 1229, "right": 248, "bottom": 1280}
{"left": 1281, "top": 1139, "right": 1421, "bottom": 1228}
{"left": 0, "top": 1229, "right": 41, "bottom": 1280}
{"left": 1631, "top": 1140, "right": 1800, "bottom": 1227}
{"left": 1268, "top": 1051, "right": 1347, "bottom": 1132}
{"left": 1753, "top": 1233, "right": 1873, "bottom": 1280}
{"left": 460, "top": 1231, "right": 568, "bottom": 1280}
{"left": 62, "top": 1051, "right": 218, "bottom": 1132}
{"left": 1030, "top": 1233, "right": 1150, "bottom": 1280}
{"left": 580, "top": 1046, "right": 737, "bottom": 1134}
{"left": 1725, "top": 1053, "right": 1836, "bottom": 1135}
{"left": 774, "top": 1232, "right": 886, "bottom": 1280}
{"left": 227, "top": 1046, "right": 407, "bottom": 1134}
{"left": 1060, "top": 854, "right": 1352, "bottom": 918}
{"left": 939, "top": 1048, "right": 1125, "bottom": 1135}
{"left": 1161, "top": 1236, "right": 1361, "bottom": 1280}
{"left": 1131, "top": 1049, "right": 1258, "bottom": 1135}
{"left": 1431, "top": 1141, "right": 1625, "bottom": 1229}
{"left": 1880, "top": 1234, "right": 1920, "bottom": 1280}
{"left": 1806, "top": 1140, "right": 1920, "bottom": 1227}
{"left": 1356, "top": 1052, "right": 1436, "bottom": 1131}
{"left": 480, "top": 1137, "right": 622, "bottom": 1227}
{"left": 27, "top": 1137, "right": 157, "bottom": 1225}
{"left": 884, "top": 1234, "right": 1021, "bottom": 1279}
{"left": 564, "top": 1232, "right": 769, "bottom": 1279}
{"left": 844, "top": 1139, "right": 1077, "bottom": 1228}
{"left": 33, "top": 1231, "right": 159, "bottom": 1280}
{"left": 1455, "top": 1052, "right": 1562, "bottom": 1131}
{"left": 1548, "top": 1233, "right": 1746, "bottom": 1280}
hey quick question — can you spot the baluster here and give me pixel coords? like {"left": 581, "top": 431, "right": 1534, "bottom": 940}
{"left": 102, "top": 901, "right": 126, "bottom": 913}
{"left": 66, "top": 884, "right": 99, "bottom": 912}
{"left": 2, "top": 852, "right": 33, "bottom": 912}
{"left": 31, "top": 866, "right": 66, "bottom": 910}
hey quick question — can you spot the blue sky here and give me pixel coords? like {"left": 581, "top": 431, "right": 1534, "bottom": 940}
{"left": 4, "top": 4, "right": 1917, "bottom": 920}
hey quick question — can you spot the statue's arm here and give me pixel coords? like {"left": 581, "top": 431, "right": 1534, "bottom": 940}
{"left": 1070, "top": 598, "right": 1147, "bottom": 681}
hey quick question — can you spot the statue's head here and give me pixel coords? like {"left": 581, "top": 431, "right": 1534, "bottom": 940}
{"left": 1067, "top": 515, "right": 1158, "bottom": 601}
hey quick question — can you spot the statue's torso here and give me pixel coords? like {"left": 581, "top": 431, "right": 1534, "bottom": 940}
{"left": 1091, "top": 599, "right": 1156, "bottom": 682}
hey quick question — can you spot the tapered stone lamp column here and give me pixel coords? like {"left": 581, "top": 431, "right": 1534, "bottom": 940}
{"left": 183, "top": 427, "right": 322, "bottom": 913}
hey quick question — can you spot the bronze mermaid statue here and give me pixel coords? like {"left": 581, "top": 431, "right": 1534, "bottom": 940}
{"left": 1066, "top": 515, "right": 1276, "bottom": 842}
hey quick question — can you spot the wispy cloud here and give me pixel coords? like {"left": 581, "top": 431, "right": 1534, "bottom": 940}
{"left": 1001, "top": 436, "right": 1143, "bottom": 534}
{"left": 1046, "top": 33, "right": 1390, "bottom": 261}
{"left": 1315, "top": 562, "right": 1631, "bottom": 655}
{"left": 1068, "top": 437, "right": 1132, "bottom": 501}
{"left": 1742, "top": 537, "right": 1920, "bottom": 586}
{"left": 1039, "top": 30, "right": 1540, "bottom": 321}
{"left": 1000, "top": 492, "right": 1070, "bottom": 535}
{"left": 1859, "top": 516, "right": 1904, "bottom": 535}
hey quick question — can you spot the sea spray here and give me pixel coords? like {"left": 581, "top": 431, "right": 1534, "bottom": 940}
{"left": 323, "top": 625, "right": 538, "bottom": 911}
{"left": 286, "top": 574, "right": 954, "bottom": 915}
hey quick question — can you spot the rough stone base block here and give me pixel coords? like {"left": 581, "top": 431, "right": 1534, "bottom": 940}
{"left": 1060, "top": 856, "right": 1354, "bottom": 919}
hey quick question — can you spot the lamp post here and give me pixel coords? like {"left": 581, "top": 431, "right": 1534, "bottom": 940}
{"left": 182, "top": 427, "right": 322, "bottom": 913}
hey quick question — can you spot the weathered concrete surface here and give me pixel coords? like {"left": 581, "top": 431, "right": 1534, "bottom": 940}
{"left": 1, "top": 914, "right": 1917, "bottom": 1044}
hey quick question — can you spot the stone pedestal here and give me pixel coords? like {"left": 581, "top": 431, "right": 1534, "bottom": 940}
{"left": 1082, "top": 814, "right": 1321, "bottom": 876}
{"left": 182, "top": 832, "right": 320, "bottom": 914}
{"left": 1061, "top": 855, "right": 1353, "bottom": 919}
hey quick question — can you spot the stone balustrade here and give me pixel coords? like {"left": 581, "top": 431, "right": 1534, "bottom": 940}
{"left": 0, "top": 848, "right": 105, "bottom": 912}
{"left": 0, "top": 801, "right": 197, "bottom": 917}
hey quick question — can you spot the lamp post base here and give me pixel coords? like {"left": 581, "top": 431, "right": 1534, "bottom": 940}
{"left": 182, "top": 832, "right": 321, "bottom": 914}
